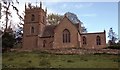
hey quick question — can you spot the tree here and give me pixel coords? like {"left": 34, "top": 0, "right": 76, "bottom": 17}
{"left": 1, "top": 0, "right": 23, "bottom": 33}
{"left": 15, "top": 24, "right": 23, "bottom": 44}
{"left": 47, "top": 13, "right": 63, "bottom": 25}
{"left": 2, "top": 27, "right": 15, "bottom": 52}
{"left": 108, "top": 28, "right": 118, "bottom": 45}
{"left": 1, "top": 0, "right": 24, "bottom": 49}
{"left": 0, "top": 3, "right": 1, "bottom": 19}
{"left": 81, "top": 26, "right": 87, "bottom": 33}
{"left": 81, "top": 22, "right": 87, "bottom": 33}
{"left": 65, "top": 12, "right": 87, "bottom": 33}
{"left": 47, "top": 13, "right": 87, "bottom": 33}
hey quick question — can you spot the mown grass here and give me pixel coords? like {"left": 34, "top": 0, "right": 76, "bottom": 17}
{"left": 2, "top": 51, "right": 120, "bottom": 68}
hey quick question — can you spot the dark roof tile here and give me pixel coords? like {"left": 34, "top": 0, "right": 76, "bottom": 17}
{"left": 41, "top": 25, "right": 56, "bottom": 37}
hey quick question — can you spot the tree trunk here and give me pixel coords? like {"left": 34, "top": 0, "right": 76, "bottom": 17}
{"left": 4, "top": 2, "right": 10, "bottom": 33}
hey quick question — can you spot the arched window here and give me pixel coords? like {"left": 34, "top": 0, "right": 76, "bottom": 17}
{"left": 43, "top": 16, "right": 45, "bottom": 23}
{"left": 63, "top": 29, "right": 70, "bottom": 43}
{"left": 96, "top": 36, "right": 101, "bottom": 45}
{"left": 31, "top": 14, "right": 35, "bottom": 21}
{"left": 83, "top": 36, "right": 87, "bottom": 45}
{"left": 43, "top": 40, "right": 46, "bottom": 47}
{"left": 31, "top": 27, "right": 34, "bottom": 33}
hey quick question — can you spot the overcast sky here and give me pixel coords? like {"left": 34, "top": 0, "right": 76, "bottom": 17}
{"left": 0, "top": 0, "right": 119, "bottom": 42}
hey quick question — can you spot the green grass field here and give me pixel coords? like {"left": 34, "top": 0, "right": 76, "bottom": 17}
{"left": 2, "top": 51, "right": 120, "bottom": 68}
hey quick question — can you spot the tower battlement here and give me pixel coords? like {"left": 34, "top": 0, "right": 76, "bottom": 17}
{"left": 25, "top": 2, "right": 47, "bottom": 13}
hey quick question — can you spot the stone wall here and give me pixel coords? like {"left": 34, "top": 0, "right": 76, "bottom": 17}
{"left": 81, "top": 32, "right": 106, "bottom": 49}
{"left": 53, "top": 16, "right": 79, "bottom": 49}
{"left": 43, "top": 49, "right": 120, "bottom": 55}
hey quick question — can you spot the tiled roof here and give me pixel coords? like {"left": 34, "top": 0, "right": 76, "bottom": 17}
{"left": 41, "top": 25, "right": 56, "bottom": 37}
{"left": 40, "top": 14, "right": 81, "bottom": 38}
{"left": 81, "top": 32, "right": 105, "bottom": 35}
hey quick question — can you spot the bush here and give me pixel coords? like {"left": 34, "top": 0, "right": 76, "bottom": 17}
{"left": 67, "top": 60, "right": 74, "bottom": 63}
{"left": 8, "top": 58, "right": 14, "bottom": 61}
{"left": 106, "top": 45, "right": 120, "bottom": 49}
{"left": 2, "top": 32, "right": 15, "bottom": 52}
{"left": 27, "top": 60, "right": 32, "bottom": 63}
{"left": 114, "top": 59, "right": 120, "bottom": 62}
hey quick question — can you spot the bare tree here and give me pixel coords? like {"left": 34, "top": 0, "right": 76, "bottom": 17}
{"left": 47, "top": 13, "right": 87, "bottom": 33}
{"left": 1, "top": 0, "right": 23, "bottom": 33}
{"left": 47, "top": 13, "right": 63, "bottom": 25}
{"left": 81, "top": 22, "right": 87, "bottom": 33}
{"left": 81, "top": 26, "right": 87, "bottom": 33}
{"left": 0, "top": 3, "right": 1, "bottom": 19}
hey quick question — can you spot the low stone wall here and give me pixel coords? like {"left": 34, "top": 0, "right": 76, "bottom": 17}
{"left": 14, "top": 48, "right": 120, "bottom": 55}
{"left": 43, "top": 49, "right": 120, "bottom": 55}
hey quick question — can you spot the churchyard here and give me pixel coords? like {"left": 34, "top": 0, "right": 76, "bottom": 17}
{"left": 2, "top": 49, "right": 120, "bottom": 68}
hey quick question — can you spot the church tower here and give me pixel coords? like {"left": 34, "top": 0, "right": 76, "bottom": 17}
{"left": 23, "top": 2, "right": 47, "bottom": 50}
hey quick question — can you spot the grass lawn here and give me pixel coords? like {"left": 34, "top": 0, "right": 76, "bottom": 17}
{"left": 2, "top": 51, "right": 120, "bottom": 68}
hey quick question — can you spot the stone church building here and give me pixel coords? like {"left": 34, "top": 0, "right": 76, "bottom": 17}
{"left": 22, "top": 3, "right": 106, "bottom": 50}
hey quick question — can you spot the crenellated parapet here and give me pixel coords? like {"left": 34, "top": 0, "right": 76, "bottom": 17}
{"left": 25, "top": 2, "right": 47, "bottom": 14}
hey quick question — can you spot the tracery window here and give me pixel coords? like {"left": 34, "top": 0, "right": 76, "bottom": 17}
{"left": 63, "top": 29, "right": 70, "bottom": 43}
{"left": 96, "top": 36, "right": 101, "bottom": 45}
{"left": 83, "top": 36, "right": 87, "bottom": 45}
{"left": 31, "top": 27, "right": 34, "bottom": 33}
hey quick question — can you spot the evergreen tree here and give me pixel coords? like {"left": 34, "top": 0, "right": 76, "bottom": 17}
{"left": 2, "top": 28, "right": 15, "bottom": 52}
{"left": 108, "top": 28, "right": 118, "bottom": 45}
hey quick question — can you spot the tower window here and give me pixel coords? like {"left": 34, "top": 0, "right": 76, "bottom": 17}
{"left": 96, "top": 36, "right": 101, "bottom": 45}
{"left": 31, "top": 27, "right": 34, "bottom": 33}
{"left": 31, "top": 14, "right": 35, "bottom": 21}
{"left": 83, "top": 36, "right": 87, "bottom": 45}
{"left": 63, "top": 29, "right": 70, "bottom": 43}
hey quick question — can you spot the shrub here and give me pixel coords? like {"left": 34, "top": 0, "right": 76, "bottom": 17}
{"left": 8, "top": 58, "right": 14, "bottom": 61}
{"left": 83, "top": 59, "right": 88, "bottom": 61}
{"left": 27, "top": 60, "right": 32, "bottom": 63}
{"left": 106, "top": 45, "right": 120, "bottom": 49}
{"left": 67, "top": 60, "right": 74, "bottom": 63}
{"left": 2, "top": 32, "right": 16, "bottom": 52}
{"left": 114, "top": 59, "right": 120, "bottom": 62}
